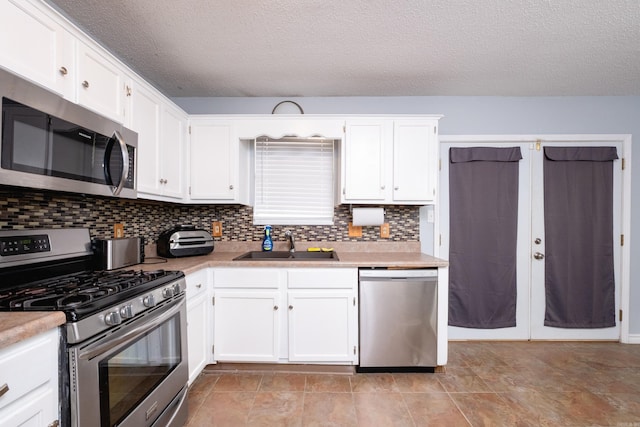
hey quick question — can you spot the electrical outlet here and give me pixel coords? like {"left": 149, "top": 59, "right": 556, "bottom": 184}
{"left": 212, "top": 221, "right": 222, "bottom": 237}
{"left": 113, "top": 223, "right": 124, "bottom": 238}
{"left": 427, "top": 207, "right": 435, "bottom": 223}
{"left": 348, "top": 222, "right": 362, "bottom": 237}
{"left": 380, "top": 223, "right": 390, "bottom": 238}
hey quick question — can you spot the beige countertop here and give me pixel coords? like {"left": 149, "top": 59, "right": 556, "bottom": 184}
{"left": 0, "top": 241, "right": 447, "bottom": 349}
{"left": 141, "top": 250, "right": 448, "bottom": 275}
{"left": 139, "top": 241, "right": 448, "bottom": 274}
{"left": 0, "top": 311, "right": 66, "bottom": 350}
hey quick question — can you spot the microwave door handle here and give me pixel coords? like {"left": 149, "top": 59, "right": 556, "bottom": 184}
{"left": 109, "top": 130, "right": 129, "bottom": 196}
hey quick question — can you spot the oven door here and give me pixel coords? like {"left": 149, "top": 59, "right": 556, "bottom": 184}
{"left": 69, "top": 296, "right": 188, "bottom": 427}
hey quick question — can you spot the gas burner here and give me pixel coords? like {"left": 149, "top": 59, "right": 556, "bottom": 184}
{"left": 0, "top": 266, "right": 181, "bottom": 317}
{"left": 57, "top": 293, "right": 93, "bottom": 309}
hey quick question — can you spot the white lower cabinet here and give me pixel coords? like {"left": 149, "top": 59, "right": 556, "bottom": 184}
{"left": 287, "top": 290, "right": 356, "bottom": 362}
{"left": 0, "top": 328, "right": 59, "bottom": 427}
{"left": 214, "top": 290, "right": 281, "bottom": 362}
{"left": 212, "top": 267, "right": 358, "bottom": 364}
{"left": 185, "top": 269, "right": 211, "bottom": 385}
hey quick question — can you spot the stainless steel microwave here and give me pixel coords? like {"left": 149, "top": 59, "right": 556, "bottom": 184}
{"left": 0, "top": 68, "right": 137, "bottom": 198}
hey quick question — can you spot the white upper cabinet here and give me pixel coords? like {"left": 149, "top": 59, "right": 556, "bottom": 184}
{"left": 158, "top": 104, "right": 187, "bottom": 200}
{"left": 0, "top": 0, "right": 74, "bottom": 97}
{"left": 342, "top": 120, "right": 391, "bottom": 202}
{"left": 130, "top": 80, "right": 186, "bottom": 201}
{"left": 0, "top": 0, "right": 130, "bottom": 123}
{"left": 75, "top": 41, "right": 129, "bottom": 123}
{"left": 188, "top": 118, "right": 243, "bottom": 203}
{"left": 342, "top": 117, "right": 440, "bottom": 204}
{"left": 392, "top": 120, "right": 439, "bottom": 203}
{"left": 128, "top": 80, "right": 162, "bottom": 195}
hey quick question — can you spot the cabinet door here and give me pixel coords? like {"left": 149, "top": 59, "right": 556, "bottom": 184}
{"left": 189, "top": 120, "right": 237, "bottom": 201}
{"left": 76, "top": 42, "right": 127, "bottom": 123}
{"left": 213, "top": 290, "right": 281, "bottom": 362}
{"left": 287, "top": 290, "right": 357, "bottom": 363}
{"left": 393, "top": 120, "right": 438, "bottom": 203}
{"left": 342, "top": 121, "right": 390, "bottom": 202}
{"left": 187, "top": 293, "right": 209, "bottom": 385}
{"left": 0, "top": 329, "right": 58, "bottom": 427}
{"left": 0, "top": 0, "right": 74, "bottom": 97}
{"left": 0, "top": 387, "right": 57, "bottom": 427}
{"left": 129, "top": 82, "right": 161, "bottom": 195}
{"left": 159, "top": 105, "right": 186, "bottom": 199}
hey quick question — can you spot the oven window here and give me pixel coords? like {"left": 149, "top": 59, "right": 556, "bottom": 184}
{"left": 98, "top": 312, "right": 182, "bottom": 427}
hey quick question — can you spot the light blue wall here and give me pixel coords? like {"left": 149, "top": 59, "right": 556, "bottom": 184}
{"left": 174, "top": 95, "right": 640, "bottom": 336}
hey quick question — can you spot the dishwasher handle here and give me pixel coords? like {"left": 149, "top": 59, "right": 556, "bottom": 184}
{"left": 359, "top": 269, "right": 437, "bottom": 280}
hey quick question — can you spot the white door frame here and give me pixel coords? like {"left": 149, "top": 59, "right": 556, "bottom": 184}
{"left": 437, "top": 134, "right": 632, "bottom": 343}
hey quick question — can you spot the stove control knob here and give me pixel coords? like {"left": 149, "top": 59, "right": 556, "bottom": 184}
{"left": 162, "top": 287, "right": 175, "bottom": 298}
{"left": 172, "top": 283, "right": 182, "bottom": 294}
{"left": 104, "top": 311, "right": 122, "bottom": 326}
{"left": 119, "top": 304, "right": 134, "bottom": 319}
{"left": 143, "top": 294, "right": 156, "bottom": 308}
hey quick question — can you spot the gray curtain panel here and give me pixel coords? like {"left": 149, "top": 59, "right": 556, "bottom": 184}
{"left": 543, "top": 146, "right": 618, "bottom": 328}
{"left": 448, "top": 147, "right": 522, "bottom": 328}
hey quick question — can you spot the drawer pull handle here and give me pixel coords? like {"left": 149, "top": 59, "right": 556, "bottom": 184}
{"left": 0, "top": 383, "right": 9, "bottom": 398}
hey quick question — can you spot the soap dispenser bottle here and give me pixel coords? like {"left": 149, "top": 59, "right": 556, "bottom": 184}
{"left": 262, "top": 225, "right": 273, "bottom": 251}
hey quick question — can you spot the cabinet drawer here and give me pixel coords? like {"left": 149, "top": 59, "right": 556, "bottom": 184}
{"left": 214, "top": 268, "right": 282, "bottom": 288}
{"left": 287, "top": 268, "right": 357, "bottom": 289}
{"left": 0, "top": 329, "right": 57, "bottom": 410}
{"left": 186, "top": 269, "right": 208, "bottom": 299}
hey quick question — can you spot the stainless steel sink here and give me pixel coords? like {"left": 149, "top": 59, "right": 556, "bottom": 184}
{"left": 233, "top": 251, "right": 339, "bottom": 261}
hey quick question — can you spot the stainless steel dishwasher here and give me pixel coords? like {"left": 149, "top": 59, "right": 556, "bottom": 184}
{"left": 358, "top": 268, "right": 438, "bottom": 371}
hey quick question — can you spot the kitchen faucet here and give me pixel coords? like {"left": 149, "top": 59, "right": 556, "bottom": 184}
{"left": 285, "top": 230, "right": 295, "bottom": 253}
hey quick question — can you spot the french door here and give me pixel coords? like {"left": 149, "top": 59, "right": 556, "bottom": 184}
{"left": 440, "top": 137, "right": 623, "bottom": 340}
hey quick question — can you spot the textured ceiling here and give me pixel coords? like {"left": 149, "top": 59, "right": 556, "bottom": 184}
{"left": 46, "top": 0, "right": 640, "bottom": 97}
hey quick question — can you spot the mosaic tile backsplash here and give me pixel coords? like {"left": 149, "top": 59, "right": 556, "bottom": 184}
{"left": 0, "top": 188, "right": 420, "bottom": 244}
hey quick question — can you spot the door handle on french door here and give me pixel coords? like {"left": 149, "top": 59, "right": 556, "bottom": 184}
{"left": 534, "top": 252, "right": 545, "bottom": 260}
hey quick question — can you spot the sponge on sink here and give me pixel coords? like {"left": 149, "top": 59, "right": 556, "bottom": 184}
{"left": 307, "top": 247, "right": 334, "bottom": 252}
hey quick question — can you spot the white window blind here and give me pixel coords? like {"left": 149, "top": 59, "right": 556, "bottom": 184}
{"left": 254, "top": 137, "right": 335, "bottom": 225}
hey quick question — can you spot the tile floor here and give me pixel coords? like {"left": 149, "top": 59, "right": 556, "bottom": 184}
{"left": 186, "top": 341, "right": 640, "bottom": 426}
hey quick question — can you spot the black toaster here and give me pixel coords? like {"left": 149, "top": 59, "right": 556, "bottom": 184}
{"left": 157, "top": 225, "right": 214, "bottom": 258}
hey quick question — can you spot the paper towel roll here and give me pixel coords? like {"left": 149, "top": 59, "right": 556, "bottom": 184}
{"left": 352, "top": 207, "right": 385, "bottom": 226}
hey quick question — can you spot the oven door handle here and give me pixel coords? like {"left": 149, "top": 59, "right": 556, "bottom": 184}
{"left": 79, "top": 296, "right": 184, "bottom": 360}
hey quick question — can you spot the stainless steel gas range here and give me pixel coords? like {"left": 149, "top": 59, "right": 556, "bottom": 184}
{"left": 0, "top": 228, "right": 188, "bottom": 427}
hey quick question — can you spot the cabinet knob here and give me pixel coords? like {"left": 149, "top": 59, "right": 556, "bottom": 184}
{"left": 288, "top": 305, "right": 293, "bottom": 310}
{"left": 381, "top": 185, "right": 385, "bottom": 190}
{"left": 0, "top": 383, "right": 9, "bottom": 398}
{"left": 59, "top": 66, "right": 68, "bottom": 76}
{"left": 82, "top": 80, "right": 90, "bottom": 89}
{"left": 394, "top": 186, "right": 399, "bottom": 190}
{"left": 196, "top": 284, "right": 202, "bottom": 289}
{"left": 273, "top": 305, "right": 279, "bottom": 311}
{"left": 229, "top": 184, "right": 234, "bottom": 190}
{"left": 126, "top": 85, "right": 132, "bottom": 96}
